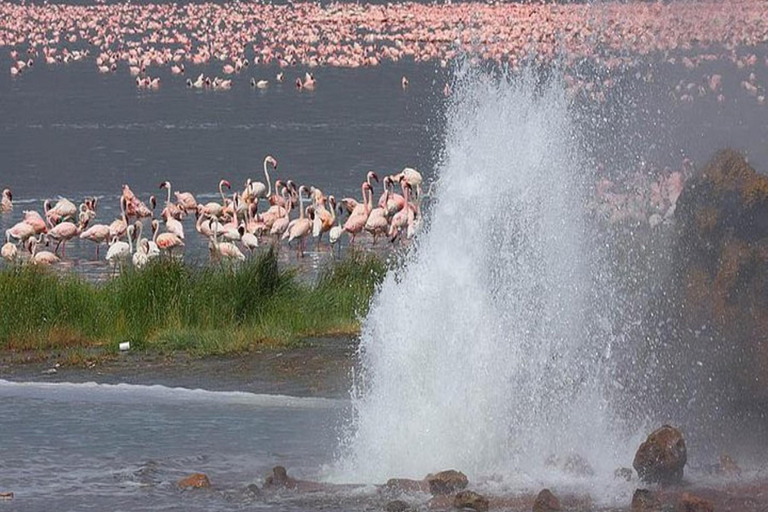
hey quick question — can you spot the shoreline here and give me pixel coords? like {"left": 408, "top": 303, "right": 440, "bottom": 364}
{"left": 0, "top": 335, "right": 359, "bottom": 398}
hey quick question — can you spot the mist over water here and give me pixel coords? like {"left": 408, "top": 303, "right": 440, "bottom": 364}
{"left": 335, "top": 66, "right": 642, "bottom": 487}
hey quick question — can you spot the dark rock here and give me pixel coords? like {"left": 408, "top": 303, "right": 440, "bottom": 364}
{"left": 424, "top": 470, "right": 468, "bottom": 496}
{"left": 633, "top": 425, "right": 687, "bottom": 485}
{"left": 384, "top": 499, "right": 410, "bottom": 512}
{"left": 177, "top": 473, "right": 210, "bottom": 489}
{"left": 615, "top": 467, "right": 634, "bottom": 481}
{"left": 532, "top": 488, "right": 560, "bottom": 512}
{"left": 385, "top": 478, "right": 427, "bottom": 493}
{"left": 676, "top": 492, "right": 714, "bottom": 512}
{"left": 563, "top": 454, "right": 595, "bottom": 476}
{"left": 718, "top": 454, "right": 742, "bottom": 476}
{"left": 454, "top": 490, "right": 489, "bottom": 511}
{"left": 631, "top": 489, "right": 661, "bottom": 512}
{"left": 264, "top": 466, "right": 297, "bottom": 489}
{"left": 245, "top": 483, "right": 262, "bottom": 496}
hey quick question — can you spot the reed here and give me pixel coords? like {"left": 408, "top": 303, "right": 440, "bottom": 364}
{"left": 0, "top": 248, "right": 387, "bottom": 356}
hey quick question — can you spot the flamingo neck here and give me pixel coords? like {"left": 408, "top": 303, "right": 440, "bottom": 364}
{"left": 166, "top": 183, "right": 172, "bottom": 207}
{"left": 264, "top": 159, "right": 272, "bottom": 198}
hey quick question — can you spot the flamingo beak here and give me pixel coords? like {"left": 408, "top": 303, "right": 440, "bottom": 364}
{"left": 371, "top": 172, "right": 379, "bottom": 183}
{"left": 223, "top": 180, "right": 231, "bottom": 189}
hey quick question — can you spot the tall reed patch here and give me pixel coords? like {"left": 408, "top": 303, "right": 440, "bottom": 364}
{"left": 0, "top": 249, "right": 387, "bottom": 355}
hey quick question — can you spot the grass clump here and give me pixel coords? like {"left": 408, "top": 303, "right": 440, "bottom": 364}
{"left": 0, "top": 248, "right": 387, "bottom": 357}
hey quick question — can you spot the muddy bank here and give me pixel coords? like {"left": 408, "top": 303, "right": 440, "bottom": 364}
{"left": 0, "top": 336, "right": 358, "bottom": 398}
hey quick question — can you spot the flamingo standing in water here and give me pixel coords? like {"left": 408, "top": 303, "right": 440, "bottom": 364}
{"left": 175, "top": 190, "right": 198, "bottom": 213}
{"left": 154, "top": 219, "right": 185, "bottom": 259}
{"left": 44, "top": 197, "right": 77, "bottom": 225}
{"left": 389, "top": 180, "right": 415, "bottom": 242}
{"left": 106, "top": 226, "right": 132, "bottom": 274}
{"left": 109, "top": 197, "right": 129, "bottom": 240}
{"left": 1, "top": 189, "right": 12, "bottom": 213}
{"left": 80, "top": 221, "right": 111, "bottom": 258}
{"left": 2, "top": 232, "right": 18, "bottom": 264}
{"left": 28, "top": 236, "right": 60, "bottom": 266}
{"left": 200, "top": 180, "right": 230, "bottom": 219}
{"left": 47, "top": 211, "right": 87, "bottom": 257}
{"left": 248, "top": 155, "right": 278, "bottom": 202}
{"left": 282, "top": 185, "right": 312, "bottom": 257}
{"left": 208, "top": 219, "right": 245, "bottom": 262}
{"left": 329, "top": 204, "right": 344, "bottom": 255}
{"left": 343, "top": 182, "right": 373, "bottom": 244}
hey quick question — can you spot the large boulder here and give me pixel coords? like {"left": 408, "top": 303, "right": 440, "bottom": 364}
{"left": 631, "top": 489, "right": 661, "bottom": 512}
{"left": 633, "top": 425, "right": 687, "bottom": 485}
{"left": 532, "top": 489, "right": 560, "bottom": 512}
{"left": 454, "top": 490, "right": 489, "bottom": 512}
{"left": 384, "top": 499, "right": 410, "bottom": 512}
{"left": 263, "top": 466, "right": 297, "bottom": 489}
{"left": 424, "top": 470, "right": 468, "bottom": 496}
{"left": 676, "top": 492, "right": 713, "bottom": 512}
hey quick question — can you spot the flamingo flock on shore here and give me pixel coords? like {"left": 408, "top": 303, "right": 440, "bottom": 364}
{"left": 3, "top": 0, "right": 768, "bottom": 107}
{"left": 0, "top": 159, "right": 424, "bottom": 270}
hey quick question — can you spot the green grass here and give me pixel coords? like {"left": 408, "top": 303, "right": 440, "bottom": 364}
{"left": 0, "top": 249, "right": 387, "bottom": 357}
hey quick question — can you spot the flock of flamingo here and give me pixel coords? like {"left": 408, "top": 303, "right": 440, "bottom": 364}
{"left": 0, "top": 159, "right": 424, "bottom": 270}
{"left": 2, "top": 0, "right": 768, "bottom": 104}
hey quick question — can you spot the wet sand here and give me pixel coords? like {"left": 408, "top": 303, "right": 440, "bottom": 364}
{"left": 0, "top": 336, "right": 358, "bottom": 398}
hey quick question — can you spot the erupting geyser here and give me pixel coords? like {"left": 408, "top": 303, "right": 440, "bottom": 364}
{"left": 336, "top": 67, "right": 636, "bottom": 486}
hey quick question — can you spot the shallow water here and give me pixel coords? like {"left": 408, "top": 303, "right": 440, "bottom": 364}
{"left": 0, "top": 380, "right": 349, "bottom": 512}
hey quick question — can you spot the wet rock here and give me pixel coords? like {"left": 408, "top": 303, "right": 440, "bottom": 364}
{"left": 245, "top": 483, "right": 262, "bottom": 496}
{"left": 532, "top": 489, "right": 560, "bottom": 512}
{"left": 633, "top": 425, "right": 687, "bottom": 485}
{"left": 563, "top": 454, "right": 594, "bottom": 476}
{"left": 615, "top": 467, "right": 634, "bottom": 481}
{"left": 718, "top": 454, "right": 742, "bottom": 476}
{"left": 454, "top": 490, "right": 489, "bottom": 511}
{"left": 385, "top": 478, "right": 428, "bottom": 494}
{"left": 384, "top": 499, "right": 410, "bottom": 512}
{"left": 631, "top": 489, "right": 661, "bottom": 512}
{"left": 425, "top": 470, "right": 468, "bottom": 496}
{"left": 676, "top": 492, "right": 713, "bottom": 512}
{"left": 177, "top": 473, "right": 210, "bottom": 489}
{"left": 264, "top": 466, "right": 297, "bottom": 489}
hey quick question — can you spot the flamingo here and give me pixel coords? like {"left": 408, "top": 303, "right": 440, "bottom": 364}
{"left": 270, "top": 194, "right": 293, "bottom": 238}
{"left": 1, "top": 189, "right": 12, "bottom": 213}
{"left": 201, "top": 180, "right": 230, "bottom": 218}
{"left": 106, "top": 224, "right": 133, "bottom": 273}
{"left": 6, "top": 220, "right": 36, "bottom": 245}
{"left": 154, "top": 225, "right": 184, "bottom": 259}
{"left": 393, "top": 167, "right": 423, "bottom": 198}
{"left": 133, "top": 238, "right": 150, "bottom": 269}
{"left": 109, "top": 197, "right": 129, "bottom": 240}
{"left": 238, "top": 223, "right": 259, "bottom": 254}
{"left": 365, "top": 188, "right": 390, "bottom": 245}
{"left": 44, "top": 197, "right": 77, "bottom": 224}
{"left": 23, "top": 210, "right": 48, "bottom": 235}
{"left": 208, "top": 219, "right": 245, "bottom": 262}
{"left": 1, "top": 232, "right": 18, "bottom": 264}
{"left": 329, "top": 204, "right": 344, "bottom": 254}
{"left": 47, "top": 211, "right": 87, "bottom": 257}
{"left": 249, "top": 155, "right": 278, "bottom": 202}
{"left": 343, "top": 182, "right": 373, "bottom": 244}
{"left": 28, "top": 236, "right": 60, "bottom": 266}
{"left": 282, "top": 185, "right": 312, "bottom": 257}
{"left": 175, "top": 190, "right": 198, "bottom": 212}
{"left": 80, "top": 221, "right": 111, "bottom": 258}
{"left": 311, "top": 189, "right": 334, "bottom": 246}
{"left": 389, "top": 181, "right": 415, "bottom": 242}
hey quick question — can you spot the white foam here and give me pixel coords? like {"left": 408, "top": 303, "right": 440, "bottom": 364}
{"left": 335, "top": 67, "right": 634, "bottom": 491}
{"left": 0, "top": 379, "right": 345, "bottom": 409}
